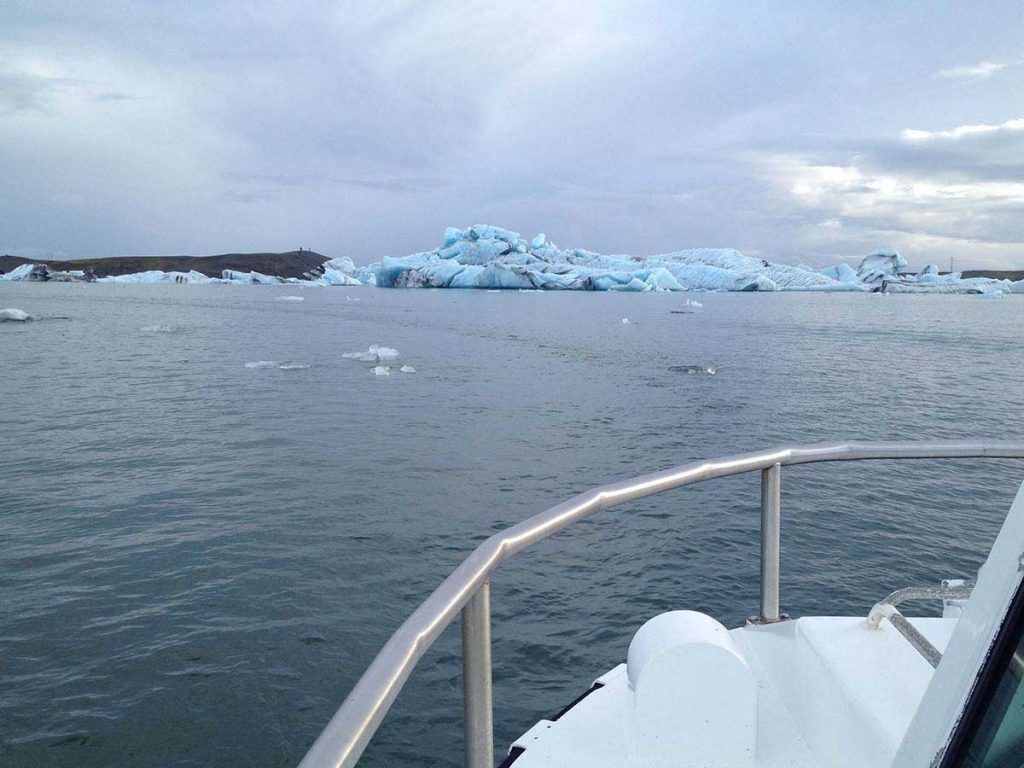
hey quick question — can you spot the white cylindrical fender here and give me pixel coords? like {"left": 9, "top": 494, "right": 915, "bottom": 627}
{"left": 627, "top": 610, "right": 757, "bottom": 766}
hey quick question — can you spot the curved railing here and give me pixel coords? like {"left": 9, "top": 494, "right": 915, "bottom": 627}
{"left": 298, "top": 441, "right": 1024, "bottom": 768}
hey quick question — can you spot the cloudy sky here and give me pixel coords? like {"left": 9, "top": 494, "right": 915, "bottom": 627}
{"left": 2, "top": 1, "right": 1022, "bottom": 269}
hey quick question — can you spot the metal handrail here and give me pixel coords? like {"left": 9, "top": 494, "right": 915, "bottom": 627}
{"left": 866, "top": 583, "right": 977, "bottom": 668}
{"left": 298, "top": 441, "right": 1024, "bottom": 768}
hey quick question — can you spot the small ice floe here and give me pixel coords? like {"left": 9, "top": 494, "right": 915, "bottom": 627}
{"left": 275, "top": 295, "right": 305, "bottom": 302}
{"left": 140, "top": 324, "right": 178, "bottom": 333}
{"left": 621, "top": 317, "right": 632, "bottom": 325}
{"left": 399, "top": 365, "right": 416, "bottom": 373}
{"left": 345, "top": 296, "right": 360, "bottom": 302}
{"left": 670, "top": 364, "right": 718, "bottom": 376}
{"left": 685, "top": 299, "right": 703, "bottom": 308}
{"left": 373, "top": 366, "right": 390, "bottom": 376}
{"left": 0, "top": 308, "right": 36, "bottom": 322}
{"left": 343, "top": 345, "right": 399, "bottom": 363}
{"left": 245, "top": 360, "right": 310, "bottom": 370}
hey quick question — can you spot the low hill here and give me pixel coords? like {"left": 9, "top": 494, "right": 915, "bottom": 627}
{"left": 0, "top": 250, "right": 328, "bottom": 279}
{"left": 960, "top": 270, "right": 1024, "bottom": 281}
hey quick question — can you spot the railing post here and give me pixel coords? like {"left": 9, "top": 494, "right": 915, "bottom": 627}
{"left": 759, "top": 463, "right": 782, "bottom": 622}
{"left": 462, "top": 580, "right": 493, "bottom": 768}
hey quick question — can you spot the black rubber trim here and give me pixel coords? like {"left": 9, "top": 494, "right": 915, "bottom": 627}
{"left": 497, "top": 682, "right": 607, "bottom": 766}
{"left": 497, "top": 746, "right": 526, "bottom": 767}
{"left": 940, "top": 575, "right": 1024, "bottom": 767}
{"left": 551, "top": 682, "right": 605, "bottom": 722}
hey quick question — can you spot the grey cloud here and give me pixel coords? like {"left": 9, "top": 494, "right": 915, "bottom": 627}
{"left": 2, "top": 0, "right": 1024, "bottom": 270}
{"left": 0, "top": 71, "right": 79, "bottom": 113}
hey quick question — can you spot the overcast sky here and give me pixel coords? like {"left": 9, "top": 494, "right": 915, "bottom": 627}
{"left": 2, "top": 1, "right": 1022, "bottom": 269}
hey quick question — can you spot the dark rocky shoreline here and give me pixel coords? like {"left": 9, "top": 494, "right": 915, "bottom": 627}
{"left": 0, "top": 250, "right": 327, "bottom": 280}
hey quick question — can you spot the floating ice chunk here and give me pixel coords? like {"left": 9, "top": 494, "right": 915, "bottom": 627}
{"left": 685, "top": 299, "right": 703, "bottom": 308}
{"left": 277, "top": 362, "right": 311, "bottom": 369}
{"left": 98, "top": 269, "right": 216, "bottom": 284}
{"left": 0, "top": 308, "right": 35, "bottom": 321}
{"left": 275, "top": 295, "right": 305, "bottom": 302}
{"left": 373, "top": 366, "right": 390, "bottom": 376}
{"left": 671, "top": 364, "right": 718, "bottom": 375}
{"left": 140, "top": 325, "right": 178, "bottom": 333}
{"left": 400, "top": 365, "right": 416, "bottom": 373}
{"left": 621, "top": 317, "right": 632, "bottom": 324}
{"left": 245, "top": 360, "right": 278, "bottom": 369}
{"left": 0, "top": 265, "right": 36, "bottom": 282}
{"left": 343, "top": 345, "right": 399, "bottom": 363}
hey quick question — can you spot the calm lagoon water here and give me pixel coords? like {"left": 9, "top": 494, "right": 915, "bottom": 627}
{"left": 2, "top": 283, "right": 1023, "bottom": 766}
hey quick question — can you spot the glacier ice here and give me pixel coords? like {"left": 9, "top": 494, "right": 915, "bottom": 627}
{"left": 245, "top": 360, "right": 310, "bottom": 370}
{"left": 670, "top": 365, "right": 718, "bottom": 375}
{"left": 0, "top": 308, "right": 35, "bottom": 321}
{"left": 343, "top": 345, "right": 399, "bottom": 363}
{"left": 345, "top": 225, "right": 911, "bottom": 294}
{"left": 373, "top": 366, "right": 390, "bottom": 376}
{"left": 399, "top": 365, "right": 416, "bottom": 373}
{"left": 275, "top": 295, "right": 305, "bottom": 302}
{"left": 0, "top": 265, "right": 37, "bottom": 282}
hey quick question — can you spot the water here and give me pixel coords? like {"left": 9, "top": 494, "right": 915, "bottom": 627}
{"left": 2, "top": 284, "right": 1022, "bottom": 767}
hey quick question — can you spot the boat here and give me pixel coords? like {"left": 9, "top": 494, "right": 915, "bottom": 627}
{"left": 296, "top": 441, "right": 1024, "bottom": 767}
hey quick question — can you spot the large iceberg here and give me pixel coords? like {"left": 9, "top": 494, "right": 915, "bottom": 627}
{"left": 347, "top": 227, "right": 1020, "bottom": 295}
{"left": 354, "top": 225, "right": 859, "bottom": 293}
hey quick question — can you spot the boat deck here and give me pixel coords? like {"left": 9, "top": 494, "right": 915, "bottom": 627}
{"left": 505, "top": 615, "right": 956, "bottom": 768}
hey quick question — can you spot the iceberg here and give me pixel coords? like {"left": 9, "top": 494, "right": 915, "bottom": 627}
{"left": 99, "top": 270, "right": 216, "bottom": 284}
{"left": 315, "top": 257, "right": 363, "bottom": 286}
{"left": 343, "top": 345, "right": 399, "bottom": 363}
{"left": 0, "top": 308, "right": 36, "bottom": 321}
{"left": 244, "top": 360, "right": 310, "bottom": 370}
{"left": 349, "top": 225, "right": 868, "bottom": 294}
{"left": 0, "top": 264, "right": 36, "bottom": 282}
{"left": 140, "top": 325, "right": 179, "bottom": 333}
{"left": 1, "top": 263, "right": 91, "bottom": 282}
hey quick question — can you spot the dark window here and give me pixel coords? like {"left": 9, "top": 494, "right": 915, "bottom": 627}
{"left": 947, "top": 580, "right": 1024, "bottom": 768}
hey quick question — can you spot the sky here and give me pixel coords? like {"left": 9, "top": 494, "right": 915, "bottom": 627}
{"left": 1, "top": 1, "right": 1022, "bottom": 270}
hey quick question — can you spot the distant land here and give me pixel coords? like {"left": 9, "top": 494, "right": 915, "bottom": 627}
{"left": 960, "top": 270, "right": 1024, "bottom": 281}
{"left": 0, "top": 250, "right": 327, "bottom": 279}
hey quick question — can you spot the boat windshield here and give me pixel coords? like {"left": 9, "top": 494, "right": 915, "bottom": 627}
{"left": 957, "top": 621, "right": 1024, "bottom": 766}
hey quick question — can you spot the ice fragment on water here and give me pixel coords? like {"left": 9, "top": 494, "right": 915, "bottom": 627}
{"left": 0, "top": 308, "right": 36, "bottom": 322}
